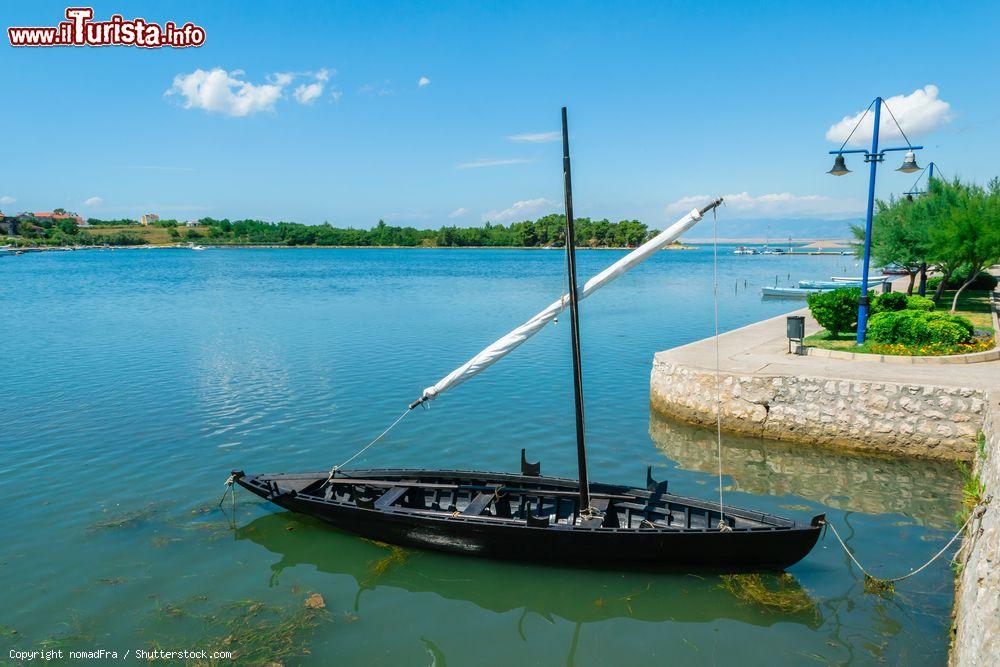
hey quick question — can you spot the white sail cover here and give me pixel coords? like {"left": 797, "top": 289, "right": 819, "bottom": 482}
{"left": 418, "top": 207, "right": 706, "bottom": 404}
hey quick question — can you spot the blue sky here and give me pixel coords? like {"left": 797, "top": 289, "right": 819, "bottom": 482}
{"left": 2, "top": 1, "right": 998, "bottom": 229}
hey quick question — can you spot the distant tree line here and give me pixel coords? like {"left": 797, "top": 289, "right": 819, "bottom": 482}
{"left": 195, "top": 215, "right": 656, "bottom": 248}
{"left": 12, "top": 213, "right": 661, "bottom": 249}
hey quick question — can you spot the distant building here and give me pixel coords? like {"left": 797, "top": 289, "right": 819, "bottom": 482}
{"left": 0, "top": 211, "right": 16, "bottom": 235}
{"left": 140, "top": 213, "right": 160, "bottom": 226}
{"left": 185, "top": 220, "right": 200, "bottom": 227}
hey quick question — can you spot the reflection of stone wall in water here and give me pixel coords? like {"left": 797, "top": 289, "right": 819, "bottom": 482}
{"left": 649, "top": 413, "right": 962, "bottom": 530}
{"left": 650, "top": 359, "right": 984, "bottom": 460}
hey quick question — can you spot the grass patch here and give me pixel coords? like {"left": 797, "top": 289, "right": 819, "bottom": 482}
{"left": 718, "top": 573, "right": 816, "bottom": 615}
{"left": 956, "top": 461, "right": 986, "bottom": 526}
{"left": 939, "top": 289, "right": 993, "bottom": 329}
{"left": 84, "top": 225, "right": 208, "bottom": 245}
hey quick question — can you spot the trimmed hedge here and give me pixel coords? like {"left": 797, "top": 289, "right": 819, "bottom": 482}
{"left": 867, "top": 310, "right": 975, "bottom": 346}
{"left": 906, "top": 295, "right": 935, "bottom": 311}
{"left": 871, "top": 291, "right": 908, "bottom": 313}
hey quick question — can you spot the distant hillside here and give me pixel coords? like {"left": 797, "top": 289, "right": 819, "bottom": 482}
{"left": 683, "top": 217, "right": 859, "bottom": 242}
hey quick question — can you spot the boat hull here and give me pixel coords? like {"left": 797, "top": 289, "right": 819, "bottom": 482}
{"left": 234, "top": 469, "right": 822, "bottom": 570}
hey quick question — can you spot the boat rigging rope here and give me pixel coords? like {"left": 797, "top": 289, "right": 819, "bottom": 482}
{"left": 822, "top": 497, "right": 990, "bottom": 592}
{"left": 711, "top": 205, "right": 730, "bottom": 532}
{"left": 328, "top": 407, "right": 413, "bottom": 478}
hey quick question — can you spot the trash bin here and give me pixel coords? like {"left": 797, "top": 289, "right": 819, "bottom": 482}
{"left": 786, "top": 315, "right": 805, "bottom": 354}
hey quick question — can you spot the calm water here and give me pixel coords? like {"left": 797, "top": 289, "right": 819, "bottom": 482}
{"left": 1, "top": 247, "right": 961, "bottom": 665}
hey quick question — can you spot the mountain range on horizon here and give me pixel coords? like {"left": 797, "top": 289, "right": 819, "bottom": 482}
{"left": 681, "top": 217, "right": 860, "bottom": 242}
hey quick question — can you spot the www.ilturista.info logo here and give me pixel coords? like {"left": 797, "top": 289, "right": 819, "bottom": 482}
{"left": 8, "top": 7, "right": 205, "bottom": 48}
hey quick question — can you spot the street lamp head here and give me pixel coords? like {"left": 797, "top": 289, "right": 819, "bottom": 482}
{"left": 828, "top": 154, "right": 850, "bottom": 176}
{"left": 897, "top": 150, "right": 921, "bottom": 174}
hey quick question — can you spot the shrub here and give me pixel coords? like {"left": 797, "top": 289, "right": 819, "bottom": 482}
{"left": 906, "top": 295, "right": 935, "bottom": 311}
{"left": 872, "top": 291, "right": 908, "bottom": 313}
{"left": 927, "top": 271, "right": 999, "bottom": 292}
{"left": 807, "top": 287, "right": 861, "bottom": 336}
{"left": 867, "top": 310, "right": 975, "bottom": 346}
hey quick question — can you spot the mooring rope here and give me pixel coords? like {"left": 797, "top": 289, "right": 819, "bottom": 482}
{"left": 822, "top": 497, "right": 990, "bottom": 591}
{"left": 711, "top": 205, "right": 730, "bottom": 532}
{"left": 328, "top": 407, "right": 413, "bottom": 478}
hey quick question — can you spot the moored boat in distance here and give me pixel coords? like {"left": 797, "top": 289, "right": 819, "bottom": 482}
{"left": 830, "top": 275, "right": 888, "bottom": 283}
{"left": 761, "top": 286, "right": 821, "bottom": 299}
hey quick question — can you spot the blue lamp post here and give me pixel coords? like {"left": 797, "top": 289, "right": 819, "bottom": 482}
{"left": 827, "top": 96, "right": 924, "bottom": 344}
{"left": 904, "top": 161, "right": 938, "bottom": 198}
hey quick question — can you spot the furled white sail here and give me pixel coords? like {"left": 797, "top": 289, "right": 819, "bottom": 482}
{"left": 412, "top": 205, "right": 712, "bottom": 407}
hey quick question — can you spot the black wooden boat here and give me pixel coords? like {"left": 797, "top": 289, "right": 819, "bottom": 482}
{"left": 233, "top": 459, "right": 822, "bottom": 570}
{"left": 234, "top": 108, "right": 824, "bottom": 570}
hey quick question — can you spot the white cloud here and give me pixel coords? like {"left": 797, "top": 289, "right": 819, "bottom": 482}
{"left": 166, "top": 68, "right": 288, "bottom": 116}
{"left": 0, "top": 195, "right": 15, "bottom": 205}
{"left": 359, "top": 81, "right": 394, "bottom": 96}
{"left": 330, "top": 91, "right": 343, "bottom": 102}
{"left": 293, "top": 69, "right": 335, "bottom": 104}
{"left": 448, "top": 207, "right": 468, "bottom": 218}
{"left": 83, "top": 196, "right": 103, "bottom": 207}
{"left": 418, "top": 76, "right": 431, "bottom": 88}
{"left": 826, "top": 85, "right": 954, "bottom": 147}
{"left": 665, "top": 192, "right": 864, "bottom": 219}
{"left": 457, "top": 158, "right": 535, "bottom": 169}
{"left": 482, "top": 198, "right": 556, "bottom": 223}
{"left": 294, "top": 82, "right": 324, "bottom": 104}
{"left": 507, "top": 131, "right": 560, "bottom": 143}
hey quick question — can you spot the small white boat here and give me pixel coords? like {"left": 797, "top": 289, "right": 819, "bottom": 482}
{"left": 761, "top": 286, "right": 821, "bottom": 299}
{"left": 189, "top": 243, "right": 207, "bottom": 251}
{"left": 829, "top": 275, "right": 888, "bottom": 283}
{"left": 733, "top": 246, "right": 757, "bottom": 255}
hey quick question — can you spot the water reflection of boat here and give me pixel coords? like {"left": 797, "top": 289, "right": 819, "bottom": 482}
{"left": 235, "top": 512, "right": 821, "bottom": 630}
{"left": 649, "top": 413, "right": 961, "bottom": 530}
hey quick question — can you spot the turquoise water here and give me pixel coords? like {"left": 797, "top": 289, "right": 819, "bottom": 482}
{"left": 1, "top": 247, "right": 961, "bottom": 665}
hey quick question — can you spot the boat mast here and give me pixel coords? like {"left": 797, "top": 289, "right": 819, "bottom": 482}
{"left": 560, "top": 106, "right": 591, "bottom": 512}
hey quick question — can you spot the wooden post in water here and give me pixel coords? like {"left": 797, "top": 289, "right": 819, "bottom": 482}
{"left": 560, "top": 107, "right": 591, "bottom": 512}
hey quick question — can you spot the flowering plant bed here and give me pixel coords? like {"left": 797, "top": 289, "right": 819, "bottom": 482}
{"left": 804, "top": 329, "right": 995, "bottom": 357}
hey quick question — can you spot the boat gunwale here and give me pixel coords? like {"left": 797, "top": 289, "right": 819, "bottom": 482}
{"left": 237, "top": 468, "right": 820, "bottom": 534}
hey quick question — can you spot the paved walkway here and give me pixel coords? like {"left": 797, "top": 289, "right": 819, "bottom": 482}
{"left": 655, "top": 276, "right": 1000, "bottom": 393}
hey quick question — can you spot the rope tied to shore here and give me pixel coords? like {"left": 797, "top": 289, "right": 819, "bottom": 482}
{"left": 822, "top": 496, "right": 991, "bottom": 594}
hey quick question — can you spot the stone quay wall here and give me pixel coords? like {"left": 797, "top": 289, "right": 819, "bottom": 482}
{"left": 650, "top": 357, "right": 985, "bottom": 460}
{"left": 951, "top": 392, "right": 999, "bottom": 665}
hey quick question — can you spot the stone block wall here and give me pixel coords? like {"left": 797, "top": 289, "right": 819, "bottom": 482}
{"left": 650, "top": 357, "right": 985, "bottom": 460}
{"left": 950, "top": 392, "right": 999, "bottom": 665}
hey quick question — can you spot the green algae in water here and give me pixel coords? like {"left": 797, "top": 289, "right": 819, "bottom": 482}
{"left": 363, "top": 544, "right": 408, "bottom": 587}
{"left": 87, "top": 503, "right": 158, "bottom": 530}
{"left": 143, "top": 595, "right": 332, "bottom": 665}
{"left": 719, "top": 573, "right": 817, "bottom": 616}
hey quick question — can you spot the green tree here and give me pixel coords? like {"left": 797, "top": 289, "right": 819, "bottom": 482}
{"left": 927, "top": 178, "right": 1000, "bottom": 312}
